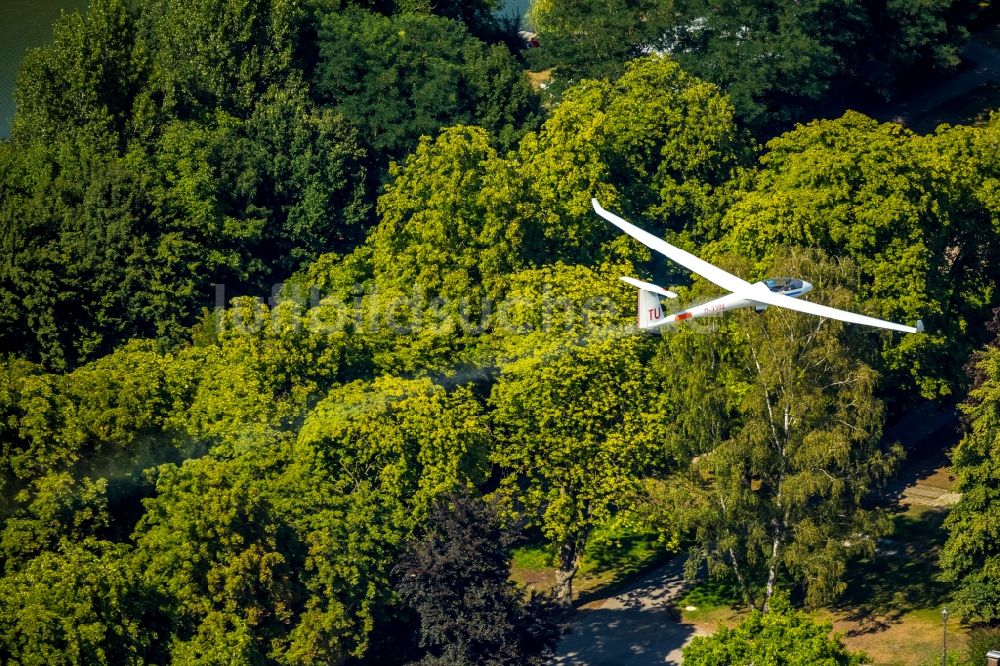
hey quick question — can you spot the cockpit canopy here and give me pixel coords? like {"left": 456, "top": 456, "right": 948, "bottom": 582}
{"left": 764, "top": 277, "right": 805, "bottom": 293}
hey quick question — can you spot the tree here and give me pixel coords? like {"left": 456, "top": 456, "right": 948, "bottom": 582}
{"left": 300, "top": 125, "right": 529, "bottom": 376}
{"left": 666, "top": 0, "right": 868, "bottom": 132}
{"left": 489, "top": 263, "right": 673, "bottom": 606}
{"left": 0, "top": 87, "right": 369, "bottom": 370}
{"left": 860, "top": 0, "right": 979, "bottom": 98}
{"left": 150, "top": 84, "right": 371, "bottom": 292}
{"left": 134, "top": 427, "right": 446, "bottom": 664}
{"left": 133, "top": 438, "right": 307, "bottom": 664}
{"left": 393, "top": 490, "right": 563, "bottom": 665}
{"left": 712, "top": 111, "right": 997, "bottom": 398}
{"left": 176, "top": 297, "right": 354, "bottom": 447}
{"left": 940, "top": 310, "right": 1000, "bottom": 623}
{"left": 0, "top": 541, "right": 157, "bottom": 666}
{"left": 297, "top": 376, "right": 490, "bottom": 520}
{"left": 528, "top": 0, "right": 981, "bottom": 132}
{"left": 681, "top": 591, "right": 867, "bottom": 665}
{"left": 660, "top": 251, "right": 900, "bottom": 609}
{"left": 314, "top": 10, "right": 538, "bottom": 167}
{"left": 11, "top": 0, "right": 142, "bottom": 146}
{"left": 0, "top": 341, "right": 182, "bottom": 500}
{"left": 139, "top": 0, "right": 305, "bottom": 121}
{"left": 2, "top": 0, "right": 374, "bottom": 370}
{"left": 526, "top": 0, "right": 675, "bottom": 85}
{"left": 515, "top": 54, "right": 747, "bottom": 263}
{"left": 0, "top": 473, "right": 110, "bottom": 572}
{"left": 371, "top": 126, "right": 522, "bottom": 302}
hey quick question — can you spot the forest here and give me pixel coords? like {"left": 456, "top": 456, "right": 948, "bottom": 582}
{"left": 1, "top": 0, "right": 1000, "bottom": 664}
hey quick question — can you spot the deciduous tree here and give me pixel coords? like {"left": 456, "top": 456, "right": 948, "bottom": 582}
{"left": 941, "top": 310, "right": 1000, "bottom": 622}
{"left": 661, "top": 251, "right": 900, "bottom": 609}
{"left": 489, "top": 263, "right": 672, "bottom": 606}
{"left": 393, "top": 490, "right": 563, "bottom": 665}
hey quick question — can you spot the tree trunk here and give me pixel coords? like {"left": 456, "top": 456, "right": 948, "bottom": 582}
{"left": 555, "top": 540, "right": 582, "bottom": 608}
{"left": 729, "top": 547, "right": 756, "bottom": 611}
{"left": 763, "top": 518, "right": 783, "bottom": 612}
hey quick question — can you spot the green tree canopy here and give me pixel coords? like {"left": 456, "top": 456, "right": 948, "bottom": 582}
{"left": 0, "top": 341, "right": 182, "bottom": 499}
{"left": 941, "top": 311, "right": 1000, "bottom": 623}
{"left": 526, "top": 0, "right": 675, "bottom": 84}
{"left": 516, "top": 55, "right": 748, "bottom": 256}
{"left": 658, "top": 251, "right": 899, "bottom": 609}
{"left": 11, "top": 0, "right": 141, "bottom": 145}
{"left": 139, "top": 0, "right": 305, "bottom": 121}
{"left": 0, "top": 541, "right": 156, "bottom": 666}
{"left": 2, "top": 0, "right": 371, "bottom": 370}
{"left": 489, "top": 263, "right": 672, "bottom": 605}
{"left": 711, "top": 112, "right": 1000, "bottom": 397}
{"left": 314, "top": 9, "right": 539, "bottom": 166}
{"left": 297, "top": 376, "right": 490, "bottom": 519}
{"left": 528, "top": 0, "right": 980, "bottom": 133}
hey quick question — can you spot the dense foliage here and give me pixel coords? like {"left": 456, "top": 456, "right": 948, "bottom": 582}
{"left": 528, "top": 0, "right": 981, "bottom": 133}
{"left": 392, "top": 490, "right": 562, "bottom": 665}
{"left": 659, "top": 251, "right": 901, "bottom": 610}
{"left": 941, "top": 310, "right": 1000, "bottom": 623}
{"left": 1, "top": 0, "right": 999, "bottom": 663}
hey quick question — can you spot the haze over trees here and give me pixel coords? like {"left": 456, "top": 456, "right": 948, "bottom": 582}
{"left": 0, "top": 0, "right": 998, "bottom": 663}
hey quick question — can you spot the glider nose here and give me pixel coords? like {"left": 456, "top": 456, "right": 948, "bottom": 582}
{"left": 801, "top": 280, "right": 814, "bottom": 295}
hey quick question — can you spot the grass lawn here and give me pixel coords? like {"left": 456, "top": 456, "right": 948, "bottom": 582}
{"left": 829, "top": 506, "right": 968, "bottom": 664}
{"left": 510, "top": 523, "right": 674, "bottom": 603}
{"left": 525, "top": 68, "right": 553, "bottom": 91}
{"left": 673, "top": 505, "right": 969, "bottom": 665}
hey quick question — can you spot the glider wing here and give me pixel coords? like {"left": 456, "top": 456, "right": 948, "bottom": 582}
{"left": 593, "top": 199, "right": 751, "bottom": 293}
{"left": 746, "top": 286, "right": 921, "bottom": 334}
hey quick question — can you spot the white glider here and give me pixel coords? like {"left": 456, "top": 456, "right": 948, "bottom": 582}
{"left": 593, "top": 199, "right": 923, "bottom": 334}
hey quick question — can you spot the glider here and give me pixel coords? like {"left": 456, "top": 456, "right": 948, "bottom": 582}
{"left": 592, "top": 199, "right": 923, "bottom": 334}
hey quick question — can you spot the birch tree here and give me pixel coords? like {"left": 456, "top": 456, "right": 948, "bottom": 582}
{"left": 663, "top": 250, "right": 901, "bottom": 609}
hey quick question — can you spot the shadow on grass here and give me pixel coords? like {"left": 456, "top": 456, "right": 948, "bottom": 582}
{"left": 832, "top": 508, "right": 952, "bottom": 636}
{"left": 511, "top": 528, "right": 676, "bottom": 606}
{"left": 582, "top": 531, "right": 667, "bottom": 577}
{"left": 679, "top": 576, "right": 743, "bottom": 609}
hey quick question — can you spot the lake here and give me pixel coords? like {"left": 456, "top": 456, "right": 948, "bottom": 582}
{"left": 0, "top": 0, "right": 534, "bottom": 139}
{"left": 0, "top": 0, "right": 89, "bottom": 138}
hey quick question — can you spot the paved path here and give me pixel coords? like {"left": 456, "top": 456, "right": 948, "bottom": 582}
{"left": 875, "top": 38, "right": 1000, "bottom": 125}
{"left": 553, "top": 558, "right": 700, "bottom": 665}
{"left": 900, "top": 483, "right": 961, "bottom": 508}
{"left": 879, "top": 401, "right": 960, "bottom": 508}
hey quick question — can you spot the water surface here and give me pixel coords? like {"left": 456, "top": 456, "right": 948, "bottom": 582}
{"left": 0, "top": 0, "right": 89, "bottom": 138}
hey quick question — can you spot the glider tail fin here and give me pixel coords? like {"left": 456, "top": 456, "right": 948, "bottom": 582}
{"left": 637, "top": 288, "right": 666, "bottom": 329}
{"left": 619, "top": 277, "right": 676, "bottom": 329}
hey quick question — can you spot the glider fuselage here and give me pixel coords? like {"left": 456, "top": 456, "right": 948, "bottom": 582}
{"left": 655, "top": 278, "right": 813, "bottom": 327}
